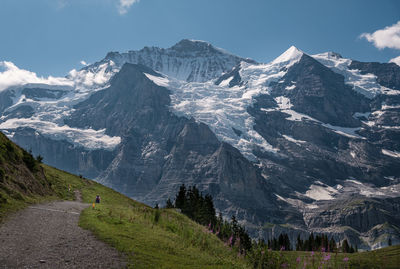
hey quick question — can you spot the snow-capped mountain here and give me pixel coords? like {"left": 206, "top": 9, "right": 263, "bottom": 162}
{"left": 0, "top": 39, "right": 399, "bottom": 249}
{"left": 81, "top": 39, "right": 255, "bottom": 83}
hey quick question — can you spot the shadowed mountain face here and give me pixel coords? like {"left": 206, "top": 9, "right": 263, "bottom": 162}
{"left": 66, "top": 63, "right": 279, "bottom": 223}
{"left": 0, "top": 40, "right": 399, "bottom": 250}
{"left": 349, "top": 61, "right": 400, "bottom": 91}
{"left": 270, "top": 54, "right": 370, "bottom": 127}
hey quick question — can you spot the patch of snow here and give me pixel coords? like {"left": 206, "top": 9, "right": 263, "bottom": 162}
{"left": 304, "top": 183, "right": 338, "bottom": 201}
{"left": 321, "top": 123, "right": 363, "bottom": 139}
{"left": 275, "top": 194, "right": 287, "bottom": 201}
{"left": 275, "top": 193, "right": 306, "bottom": 208}
{"left": 282, "top": 134, "right": 306, "bottom": 145}
{"left": 380, "top": 86, "right": 400, "bottom": 95}
{"left": 382, "top": 103, "right": 400, "bottom": 110}
{"left": 271, "top": 96, "right": 317, "bottom": 121}
{"left": 274, "top": 96, "right": 292, "bottom": 109}
{"left": 218, "top": 76, "right": 234, "bottom": 87}
{"left": 346, "top": 179, "right": 363, "bottom": 185}
{"left": 0, "top": 118, "right": 121, "bottom": 150}
{"left": 285, "top": 84, "right": 296, "bottom": 90}
{"left": 144, "top": 73, "right": 169, "bottom": 87}
{"left": 312, "top": 52, "right": 398, "bottom": 98}
{"left": 382, "top": 149, "right": 400, "bottom": 158}
{"left": 381, "top": 125, "right": 400, "bottom": 130}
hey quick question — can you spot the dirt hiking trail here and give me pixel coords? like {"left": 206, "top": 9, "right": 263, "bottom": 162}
{"left": 0, "top": 192, "right": 127, "bottom": 268}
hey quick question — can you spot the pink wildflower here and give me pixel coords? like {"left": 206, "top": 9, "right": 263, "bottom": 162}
{"left": 343, "top": 257, "right": 349, "bottom": 262}
{"left": 228, "top": 235, "right": 233, "bottom": 246}
{"left": 324, "top": 254, "right": 331, "bottom": 261}
{"left": 296, "top": 256, "right": 301, "bottom": 263}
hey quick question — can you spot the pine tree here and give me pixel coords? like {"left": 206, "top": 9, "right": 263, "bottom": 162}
{"left": 329, "top": 237, "right": 336, "bottom": 252}
{"left": 285, "top": 234, "right": 291, "bottom": 250}
{"left": 175, "top": 184, "right": 186, "bottom": 209}
{"left": 204, "top": 194, "right": 216, "bottom": 225}
{"left": 296, "top": 234, "right": 303, "bottom": 251}
{"left": 165, "top": 198, "right": 174, "bottom": 208}
{"left": 342, "top": 239, "right": 350, "bottom": 253}
{"left": 309, "top": 233, "right": 315, "bottom": 251}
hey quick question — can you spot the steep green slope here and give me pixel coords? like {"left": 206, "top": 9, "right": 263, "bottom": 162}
{"left": 0, "top": 132, "right": 58, "bottom": 221}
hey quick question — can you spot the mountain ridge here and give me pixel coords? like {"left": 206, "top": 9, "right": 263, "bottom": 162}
{"left": 0, "top": 40, "right": 399, "bottom": 250}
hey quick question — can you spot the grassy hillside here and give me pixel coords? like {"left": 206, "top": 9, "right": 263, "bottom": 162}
{"left": 43, "top": 165, "right": 250, "bottom": 268}
{"left": 279, "top": 246, "right": 400, "bottom": 269}
{"left": 0, "top": 132, "right": 58, "bottom": 222}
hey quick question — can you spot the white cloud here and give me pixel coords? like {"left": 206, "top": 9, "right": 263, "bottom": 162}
{"left": 80, "top": 60, "right": 88, "bottom": 66}
{"left": 389, "top": 56, "right": 400, "bottom": 66}
{"left": 118, "top": 0, "right": 139, "bottom": 15}
{"left": 360, "top": 21, "right": 400, "bottom": 50}
{"left": 0, "top": 61, "right": 72, "bottom": 91}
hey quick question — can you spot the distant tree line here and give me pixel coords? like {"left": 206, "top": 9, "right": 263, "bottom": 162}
{"left": 295, "top": 233, "right": 357, "bottom": 253}
{"left": 165, "top": 184, "right": 358, "bottom": 256}
{"left": 166, "top": 184, "right": 252, "bottom": 254}
{"left": 256, "top": 233, "right": 292, "bottom": 251}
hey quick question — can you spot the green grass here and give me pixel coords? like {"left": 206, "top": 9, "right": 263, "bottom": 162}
{"left": 260, "top": 246, "right": 400, "bottom": 269}
{"left": 43, "top": 165, "right": 251, "bottom": 268}
{"left": 77, "top": 179, "right": 249, "bottom": 268}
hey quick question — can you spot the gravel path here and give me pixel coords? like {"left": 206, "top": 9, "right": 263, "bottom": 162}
{"left": 0, "top": 193, "right": 127, "bottom": 269}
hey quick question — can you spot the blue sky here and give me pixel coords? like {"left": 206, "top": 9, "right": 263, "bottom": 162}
{"left": 0, "top": 0, "right": 399, "bottom": 76}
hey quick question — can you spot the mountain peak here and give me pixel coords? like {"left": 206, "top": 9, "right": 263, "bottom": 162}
{"left": 272, "top": 45, "right": 304, "bottom": 65}
{"left": 170, "top": 39, "right": 220, "bottom": 53}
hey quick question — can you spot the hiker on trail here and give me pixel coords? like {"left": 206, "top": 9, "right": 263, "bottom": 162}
{"left": 95, "top": 195, "right": 101, "bottom": 203}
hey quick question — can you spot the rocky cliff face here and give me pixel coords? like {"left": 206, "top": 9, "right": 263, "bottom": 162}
{"left": 0, "top": 40, "right": 399, "bottom": 249}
